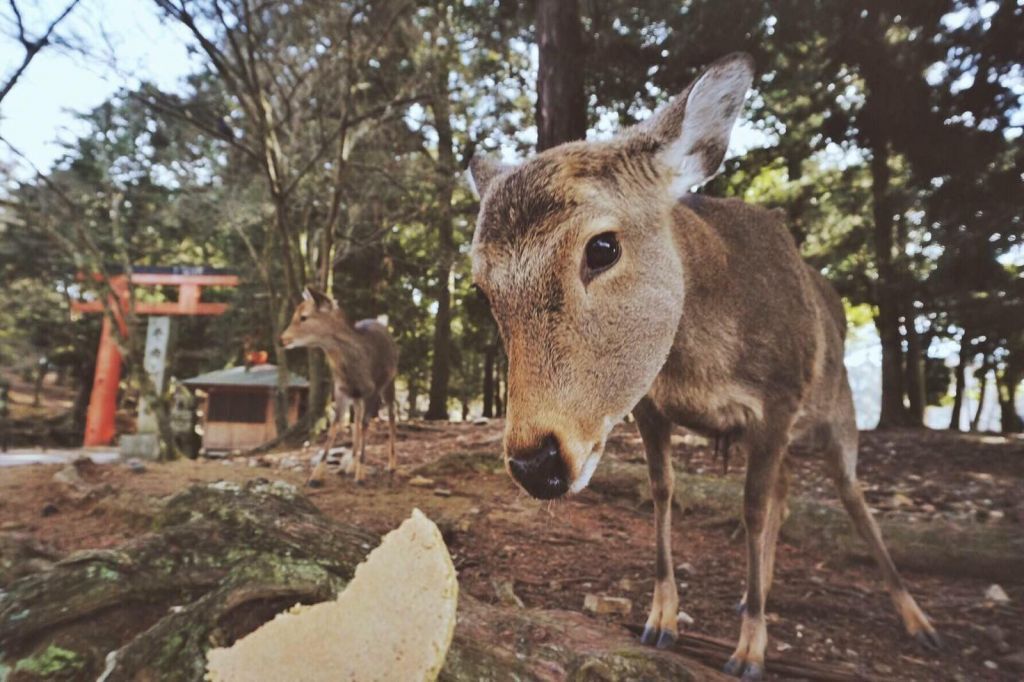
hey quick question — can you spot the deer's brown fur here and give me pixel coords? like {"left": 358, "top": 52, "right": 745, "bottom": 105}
{"left": 280, "top": 287, "right": 398, "bottom": 485}
{"left": 470, "top": 53, "right": 937, "bottom": 679}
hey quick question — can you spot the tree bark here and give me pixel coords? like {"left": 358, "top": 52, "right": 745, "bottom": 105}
{"left": 904, "top": 317, "right": 926, "bottom": 425}
{"left": 971, "top": 363, "right": 990, "bottom": 432}
{"left": 535, "top": 0, "right": 586, "bottom": 151}
{"left": 997, "top": 366, "right": 1022, "bottom": 433}
{"left": 0, "top": 480, "right": 726, "bottom": 681}
{"left": 425, "top": 69, "right": 457, "bottom": 421}
{"left": 482, "top": 342, "right": 495, "bottom": 419}
{"left": 870, "top": 140, "right": 912, "bottom": 428}
{"left": 949, "top": 331, "right": 972, "bottom": 431}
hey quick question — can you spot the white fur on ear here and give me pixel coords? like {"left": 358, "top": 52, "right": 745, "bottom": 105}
{"left": 649, "top": 53, "right": 754, "bottom": 197}
{"left": 302, "top": 287, "right": 314, "bottom": 302}
{"left": 468, "top": 156, "right": 514, "bottom": 200}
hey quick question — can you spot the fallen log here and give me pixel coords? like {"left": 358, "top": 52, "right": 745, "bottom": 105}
{"left": 0, "top": 479, "right": 728, "bottom": 681}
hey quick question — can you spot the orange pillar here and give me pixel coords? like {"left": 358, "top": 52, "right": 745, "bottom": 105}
{"left": 83, "top": 313, "right": 122, "bottom": 446}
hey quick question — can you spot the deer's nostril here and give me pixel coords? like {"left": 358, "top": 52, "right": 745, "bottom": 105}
{"left": 508, "top": 435, "right": 568, "bottom": 500}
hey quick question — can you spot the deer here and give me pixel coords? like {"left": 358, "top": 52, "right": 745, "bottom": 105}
{"left": 468, "top": 53, "right": 939, "bottom": 680}
{"left": 280, "top": 286, "right": 399, "bottom": 486}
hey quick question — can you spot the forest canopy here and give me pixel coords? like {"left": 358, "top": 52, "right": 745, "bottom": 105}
{"left": 0, "top": 0, "right": 1021, "bottom": 451}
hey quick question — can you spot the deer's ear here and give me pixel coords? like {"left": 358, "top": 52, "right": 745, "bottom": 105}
{"left": 304, "top": 286, "right": 335, "bottom": 310}
{"left": 643, "top": 52, "right": 754, "bottom": 197}
{"left": 468, "top": 155, "right": 514, "bottom": 200}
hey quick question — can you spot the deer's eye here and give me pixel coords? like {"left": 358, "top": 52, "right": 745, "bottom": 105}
{"left": 584, "top": 232, "right": 620, "bottom": 275}
{"left": 300, "top": 314, "right": 308, "bottom": 322}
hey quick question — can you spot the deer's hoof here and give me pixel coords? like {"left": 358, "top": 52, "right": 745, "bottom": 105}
{"left": 306, "top": 479, "right": 324, "bottom": 489}
{"left": 740, "top": 663, "right": 764, "bottom": 681}
{"left": 723, "top": 658, "right": 763, "bottom": 680}
{"left": 915, "top": 628, "right": 943, "bottom": 652}
{"left": 639, "top": 624, "right": 676, "bottom": 649}
{"left": 655, "top": 629, "right": 676, "bottom": 649}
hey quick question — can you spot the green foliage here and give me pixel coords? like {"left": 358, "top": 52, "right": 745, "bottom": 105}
{"left": 1, "top": 0, "right": 1020, "bottom": 433}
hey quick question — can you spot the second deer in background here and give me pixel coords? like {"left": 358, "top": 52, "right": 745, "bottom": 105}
{"left": 280, "top": 287, "right": 399, "bottom": 486}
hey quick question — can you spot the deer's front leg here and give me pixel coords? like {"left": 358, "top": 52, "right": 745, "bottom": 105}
{"left": 724, "top": 437, "right": 787, "bottom": 681}
{"left": 307, "top": 395, "right": 346, "bottom": 488}
{"left": 633, "top": 399, "right": 678, "bottom": 649}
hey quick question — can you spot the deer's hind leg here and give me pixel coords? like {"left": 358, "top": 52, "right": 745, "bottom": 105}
{"left": 385, "top": 380, "right": 397, "bottom": 474}
{"left": 352, "top": 399, "right": 367, "bottom": 484}
{"left": 822, "top": 415, "right": 940, "bottom": 650}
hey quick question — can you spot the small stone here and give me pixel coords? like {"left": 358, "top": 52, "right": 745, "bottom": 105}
{"left": 676, "top": 610, "right": 695, "bottom": 627}
{"left": 889, "top": 492, "right": 914, "bottom": 508}
{"left": 41, "top": 503, "right": 59, "bottom": 517}
{"left": 983, "top": 660, "right": 998, "bottom": 670}
{"left": 1002, "top": 651, "right": 1024, "bottom": 672}
{"left": 616, "top": 577, "right": 634, "bottom": 591}
{"left": 985, "top": 625, "right": 1010, "bottom": 653}
{"left": 675, "top": 562, "right": 695, "bottom": 576}
{"left": 126, "top": 458, "right": 146, "bottom": 473}
{"left": 776, "top": 642, "right": 793, "bottom": 653}
{"left": 919, "top": 503, "right": 936, "bottom": 513}
{"left": 1, "top": 521, "right": 25, "bottom": 531}
{"left": 985, "top": 584, "right": 1010, "bottom": 604}
{"left": 873, "top": 662, "right": 893, "bottom": 675}
{"left": 338, "top": 452, "right": 355, "bottom": 475}
{"left": 583, "top": 594, "right": 632, "bottom": 616}
{"left": 408, "top": 476, "right": 434, "bottom": 487}
{"left": 493, "top": 580, "right": 524, "bottom": 608}
{"left": 433, "top": 488, "right": 452, "bottom": 498}
{"left": 988, "top": 510, "right": 1005, "bottom": 521}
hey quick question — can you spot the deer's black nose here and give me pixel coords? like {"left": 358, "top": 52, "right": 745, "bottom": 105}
{"left": 507, "top": 435, "right": 568, "bottom": 499}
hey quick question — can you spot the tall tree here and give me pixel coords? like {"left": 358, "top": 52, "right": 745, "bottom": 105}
{"left": 535, "top": 0, "right": 586, "bottom": 150}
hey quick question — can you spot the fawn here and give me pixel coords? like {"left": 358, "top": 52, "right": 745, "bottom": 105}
{"left": 469, "top": 53, "right": 938, "bottom": 679}
{"left": 280, "top": 287, "right": 398, "bottom": 486}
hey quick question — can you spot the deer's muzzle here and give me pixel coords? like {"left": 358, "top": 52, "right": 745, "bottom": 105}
{"left": 507, "top": 434, "right": 569, "bottom": 500}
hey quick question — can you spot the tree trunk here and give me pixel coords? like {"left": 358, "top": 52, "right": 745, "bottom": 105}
{"left": 949, "top": 331, "right": 972, "bottom": 431}
{"left": 407, "top": 382, "right": 419, "bottom": 419}
{"left": 971, "top": 364, "right": 990, "bottom": 432}
{"left": 997, "top": 365, "right": 1022, "bottom": 433}
{"left": 494, "top": 350, "right": 506, "bottom": 417}
{"left": 535, "top": 0, "right": 586, "bottom": 151}
{"left": 904, "top": 318, "right": 926, "bottom": 425}
{"left": 482, "top": 343, "right": 495, "bottom": 419}
{"left": 425, "top": 70, "right": 457, "bottom": 422}
{"left": 870, "top": 140, "right": 911, "bottom": 428}
{"left": 32, "top": 360, "right": 47, "bottom": 408}
{"left": 0, "top": 480, "right": 726, "bottom": 681}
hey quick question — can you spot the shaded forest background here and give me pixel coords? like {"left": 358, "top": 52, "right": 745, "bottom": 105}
{"left": 0, "top": 0, "right": 1021, "bottom": 453}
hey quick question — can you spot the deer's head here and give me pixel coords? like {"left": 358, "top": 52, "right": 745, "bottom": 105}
{"left": 470, "top": 53, "right": 753, "bottom": 499}
{"left": 280, "top": 287, "right": 342, "bottom": 350}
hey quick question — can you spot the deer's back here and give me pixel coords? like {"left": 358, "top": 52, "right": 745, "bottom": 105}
{"left": 353, "top": 319, "right": 399, "bottom": 389}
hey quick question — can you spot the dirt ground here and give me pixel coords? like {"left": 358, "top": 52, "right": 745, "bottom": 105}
{"left": 1, "top": 420, "right": 1021, "bottom": 681}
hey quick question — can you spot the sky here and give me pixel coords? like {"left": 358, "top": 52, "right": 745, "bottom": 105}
{"left": 0, "top": 0, "right": 197, "bottom": 178}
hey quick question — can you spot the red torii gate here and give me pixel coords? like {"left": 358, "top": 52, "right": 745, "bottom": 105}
{"left": 72, "top": 267, "right": 239, "bottom": 446}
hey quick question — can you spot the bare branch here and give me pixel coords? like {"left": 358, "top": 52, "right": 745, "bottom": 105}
{"left": 0, "top": 0, "right": 82, "bottom": 104}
